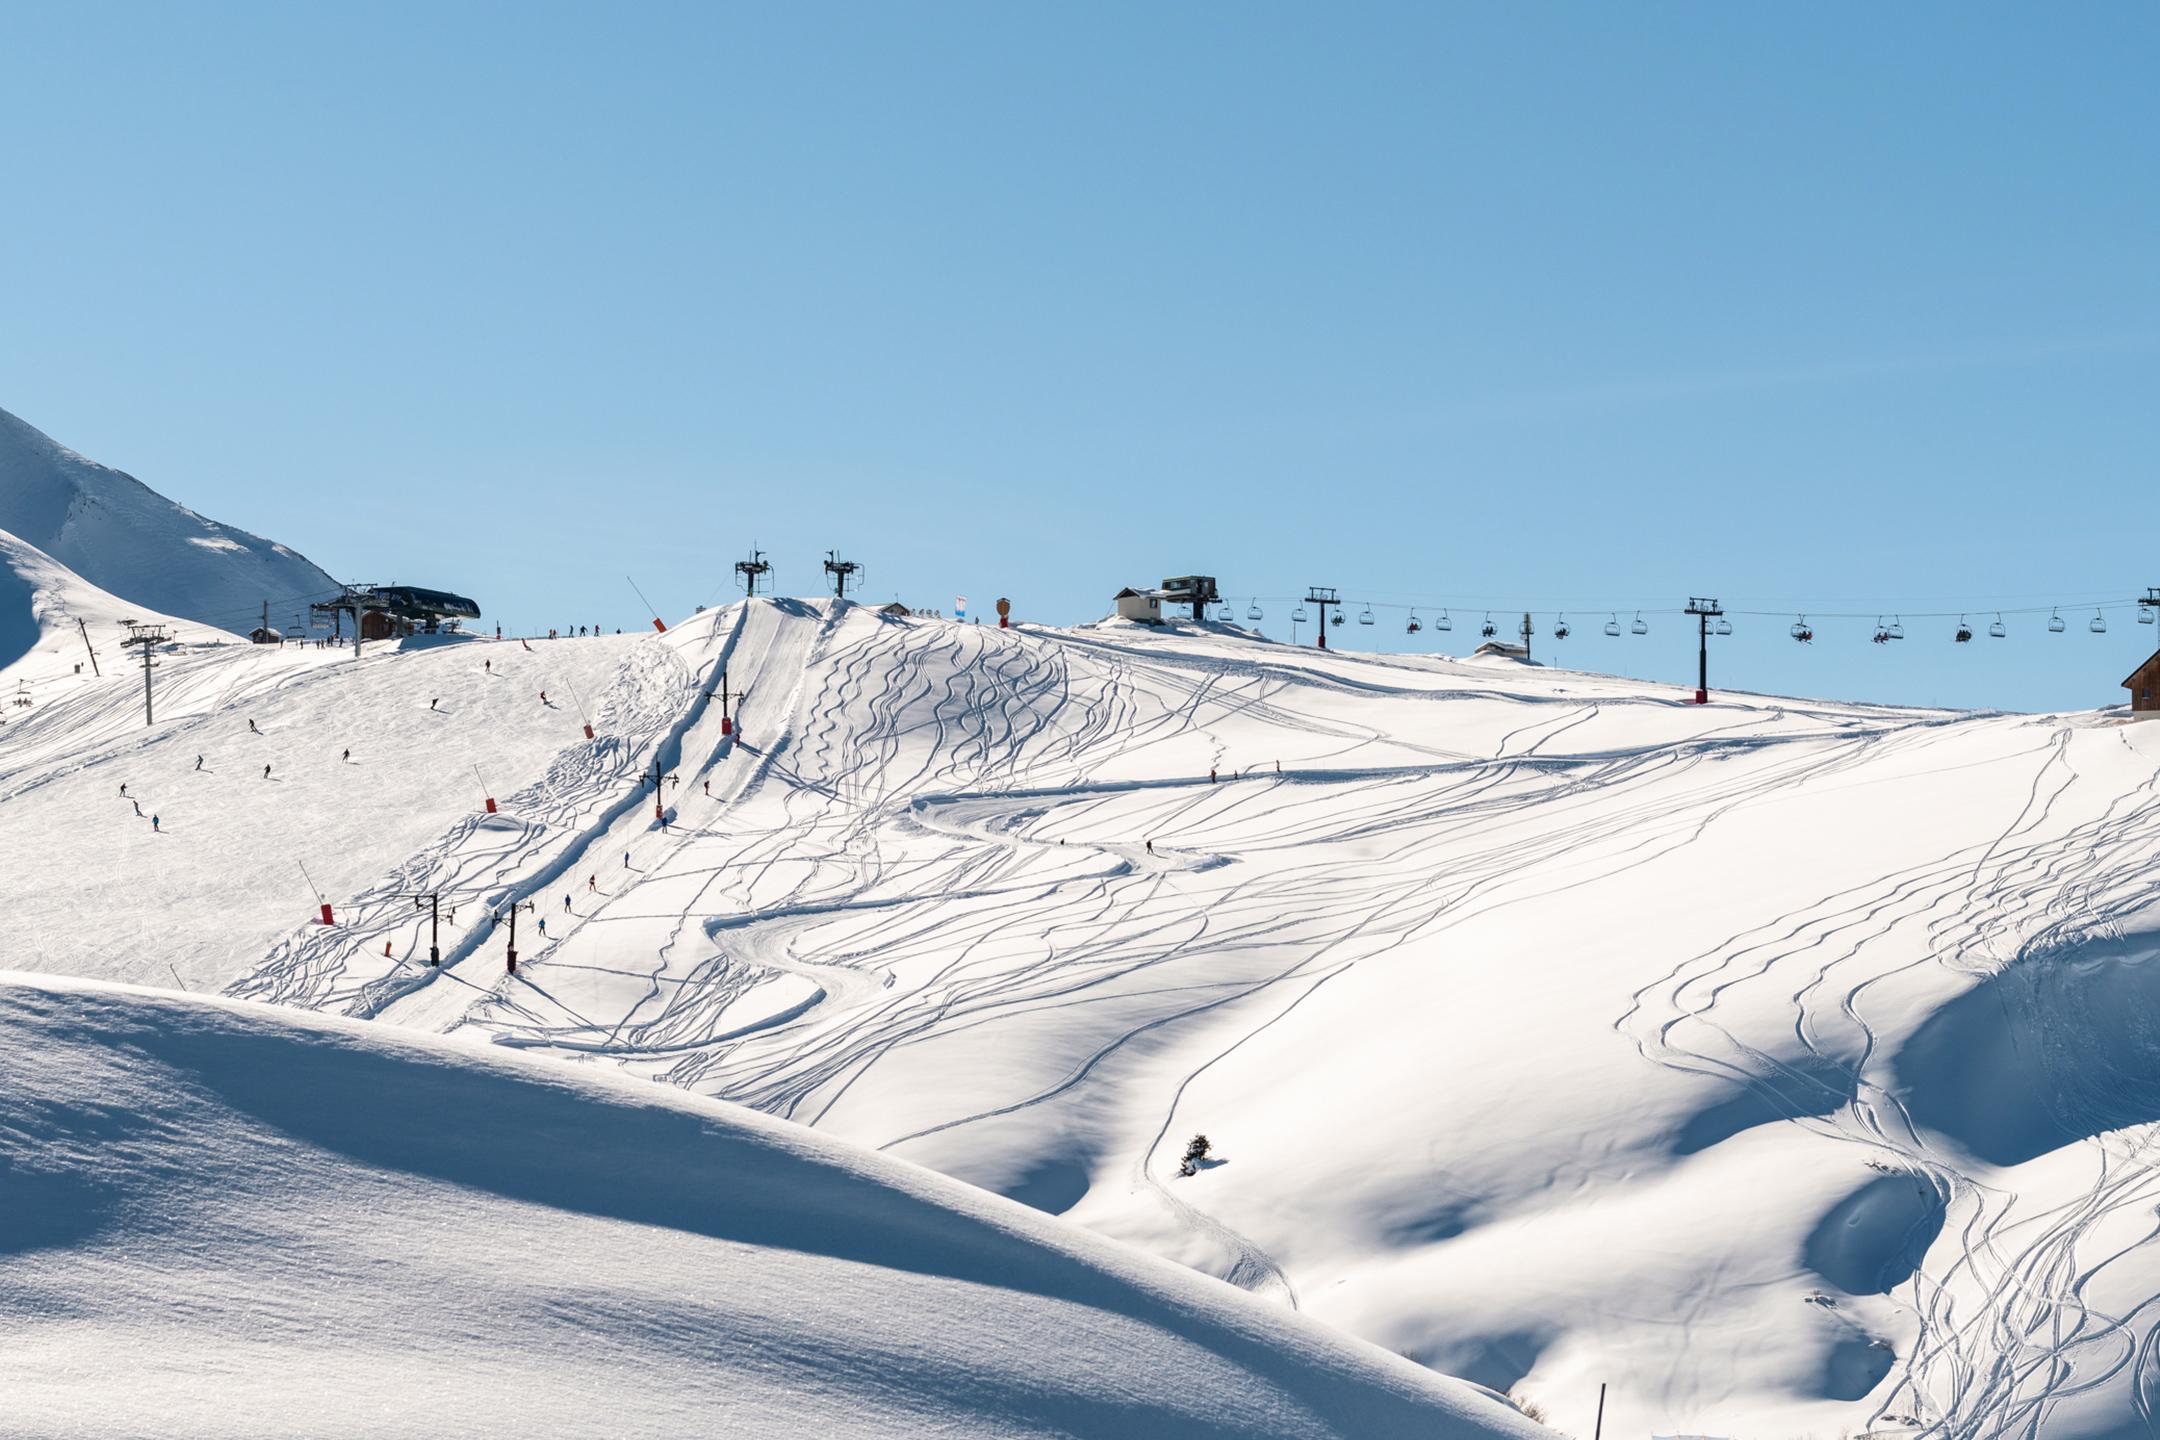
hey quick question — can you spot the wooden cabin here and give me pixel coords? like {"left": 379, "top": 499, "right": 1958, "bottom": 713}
{"left": 2123, "top": 651, "right": 2160, "bottom": 713}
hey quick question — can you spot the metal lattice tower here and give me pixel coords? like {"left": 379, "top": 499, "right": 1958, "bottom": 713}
{"left": 735, "top": 549, "right": 771, "bottom": 596}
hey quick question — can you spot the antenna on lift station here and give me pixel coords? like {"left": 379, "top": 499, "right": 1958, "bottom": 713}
{"left": 735, "top": 548, "right": 771, "bottom": 596}
{"left": 823, "top": 549, "right": 861, "bottom": 600}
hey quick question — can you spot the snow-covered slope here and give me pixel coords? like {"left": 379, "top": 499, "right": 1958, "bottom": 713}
{"left": 0, "top": 525, "right": 227, "bottom": 691}
{"left": 0, "top": 406, "right": 338, "bottom": 633}
{"left": 0, "top": 974, "right": 1536, "bottom": 1439}
{"left": 11, "top": 598, "right": 2160, "bottom": 1437}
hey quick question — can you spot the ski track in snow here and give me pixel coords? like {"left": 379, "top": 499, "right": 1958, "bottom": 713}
{"left": 34, "top": 599, "right": 2160, "bottom": 1434}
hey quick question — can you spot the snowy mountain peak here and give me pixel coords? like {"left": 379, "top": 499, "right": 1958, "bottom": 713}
{"left": 0, "top": 406, "right": 338, "bottom": 634}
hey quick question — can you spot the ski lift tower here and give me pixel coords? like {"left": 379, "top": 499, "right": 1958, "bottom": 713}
{"left": 823, "top": 550, "right": 861, "bottom": 600}
{"left": 1685, "top": 597, "right": 1724, "bottom": 704}
{"left": 1305, "top": 587, "right": 1341, "bottom": 649}
{"left": 735, "top": 549, "right": 771, "bottom": 597}
{"left": 119, "top": 620, "right": 171, "bottom": 726}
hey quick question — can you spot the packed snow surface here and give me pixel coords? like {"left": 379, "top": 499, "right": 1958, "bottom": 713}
{"left": 12, "top": 596, "right": 2160, "bottom": 1437}
{"left": 0, "top": 406, "right": 337, "bottom": 633}
{"left": 0, "top": 975, "right": 1535, "bottom": 1438}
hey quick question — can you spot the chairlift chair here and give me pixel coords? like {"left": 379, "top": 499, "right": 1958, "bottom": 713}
{"left": 1331, "top": 610, "right": 1345, "bottom": 626}
{"left": 1292, "top": 604, "right": 1308, "bottom": 624}
{"left": 1406, "top": 611, "right": 1422, "bottom": 634}
{"left": 1480, "top": 613, "right": 1498, "bottom": 639}
{"left": 2090, "top": 610, "right": 2108, "bottom": 634}
{"left": 1246, "top": 600, "right": 1263, "bottom": 622}
{"left": 1715, "top": 617, "right": 1732, "bottom": 636}
{"left": 1554, "top": 615, "right": 1571, "bottom": 639}
{"left": 1358, "top": 605, "right": 1375, "bottom": 626}
{"left": 1630, "top": 612, "right": 1648, "bottom": 636}
{"left": 1790, "top": 616, "right": 1813, "bottom": 643}
{"left": 1872, "top": 617, "right": 1891, "bottom": 644}
{"left": 2049, "top": 609, "right": 2066, "bottom": 633}
{"left": 1436, "top": 609, "right": 1453, "bottom": 632}
{"left": 1888, "top": 617, "right": 1905, "bottom": 640}
{"left": 1954, "top": 617, "right": 1972, "bottom": 643}
{"left": 1604, "top": 613, "right": 1621, "bottom": 637}
{"left": 1989, "top": 614, "right": 2007, "bottom": 639}
{"left": 2143, "top": 602, "right": 2156, "bottom": 626}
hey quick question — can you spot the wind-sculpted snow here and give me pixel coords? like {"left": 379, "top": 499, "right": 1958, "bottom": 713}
{"left": 13, "top": 597, "right": 2160, "bottom": 1436}
{"left": 0, "top": 975, "right": 1539, "bottom": 1439}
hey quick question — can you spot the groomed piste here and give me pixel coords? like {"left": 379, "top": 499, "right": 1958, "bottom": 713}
{"left": 11, "top": 591, "right": 2160, "bottom": 1437}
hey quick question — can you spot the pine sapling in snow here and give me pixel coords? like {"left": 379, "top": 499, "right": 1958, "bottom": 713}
{"left": 1178, "top": 1134, "right": 1211, "bottom": 1178}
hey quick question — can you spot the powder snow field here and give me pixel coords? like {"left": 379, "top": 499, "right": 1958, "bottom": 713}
{"left": 11, "top": 594, "right": 2160, "bottom": 1436}
{"left": 0, "top": 974, "right": 1537, "bottom": 1439}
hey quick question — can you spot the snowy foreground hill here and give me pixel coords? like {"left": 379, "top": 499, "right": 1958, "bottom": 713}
{"left": 0, "top": 406, "right": 337, "bottom": 633}
{"left": 10, "top": 595, "right": 2160, "bottom": 1437}
{"left": 1, "top": 976, "right": 1534, "bottom": 1438}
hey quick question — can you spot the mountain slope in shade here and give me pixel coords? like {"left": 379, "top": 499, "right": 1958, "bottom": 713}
{"left": 0, "top": 526, "right": 224, "bottom": 685}
{"left": 0, "top": 975, "right": 1542, "bottom": 1440}
{"left": 0, "top": 406, "right": 338, "bottom": 634}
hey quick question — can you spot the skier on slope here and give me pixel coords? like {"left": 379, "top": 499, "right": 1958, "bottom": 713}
{"left": 132, "top": 799, "right": 142, "bottom": 816}
{"left": 563, "top": 894, "right": 571, "bottom": 912}
{"left": 537, "top": 916, "right": 546, "bottom": 936}
{"left": 119, "top": 782, "right": 127, "bottom": 796}
{"left": 484, "top": 658, "right": 492, "bottom": 674}
{"left": 263, "top": 764, "right": 272, "bottom": 780}
{"left": 248, "top": 718, "right": 258, "bottom": 733}
{"left": 587, "top": 875, "right": 596, "bottom": 892}
{"left": 195, "top": 755, "right": 204, "bottom": 771}
{"left": 151, "top": 815, "right": 160, "bottom": 833}
{"left": 430, "top": 698, "right": 439, "bottom": 711}
{"left": 342, "top": 748, "right": 351, "bottom": 763}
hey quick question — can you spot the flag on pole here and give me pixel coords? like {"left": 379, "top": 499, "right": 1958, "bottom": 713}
{"left": 955, "top": 595, "right": 968, "bottom": 623}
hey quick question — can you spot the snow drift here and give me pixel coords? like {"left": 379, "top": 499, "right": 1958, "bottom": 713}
{"left": 0, "top": 974, "right": 1539, "bottom": 1440}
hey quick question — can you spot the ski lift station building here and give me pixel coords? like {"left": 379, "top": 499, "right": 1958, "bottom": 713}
{"left": 2123, "top": 650, "right": 2160, "bottom": 714}
{"left": 313, "top": 583, "right": 482, "bottom": 641}
{"left": 1114, "top": 575, "right": 1219, "bottom": 624}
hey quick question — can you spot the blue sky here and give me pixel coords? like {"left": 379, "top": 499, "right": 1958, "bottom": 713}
{"left": 2, "top": 2, "right": 2154, "bottom": 710}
